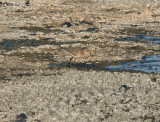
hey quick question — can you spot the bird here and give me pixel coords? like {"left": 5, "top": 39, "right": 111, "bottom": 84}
{"left": 61, "top": 46, "right": 91, "bottom": 63}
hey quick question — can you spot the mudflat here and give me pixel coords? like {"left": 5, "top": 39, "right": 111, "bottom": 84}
{"left": 0, "top": 0, "right": 160, "bottom": 121}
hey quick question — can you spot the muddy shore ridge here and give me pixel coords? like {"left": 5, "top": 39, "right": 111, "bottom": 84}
{"left": 0, "top": 0, "right": 160, "bottom": 121}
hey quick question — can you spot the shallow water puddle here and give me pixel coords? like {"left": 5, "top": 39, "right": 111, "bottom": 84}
{"left": 49, "top": 54, "right": 160, "bottom": 73}
{"left": 106, "top": 54, "right": 160, "bottom": 73}
{"left": 117, "top": 34, "right": 160, "bottom": 44}
{"left": 112, "top": 35, "right": 160, "bottom": 73}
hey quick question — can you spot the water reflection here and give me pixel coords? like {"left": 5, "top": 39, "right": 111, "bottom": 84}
{"left": 117, "top": 35, "right": 160, "bottom": 44}
{"left": 107, "top": 54, "right": 160, "bottom": 73}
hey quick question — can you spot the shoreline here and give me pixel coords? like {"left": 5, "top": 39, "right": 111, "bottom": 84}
{"left": 0, "top": 0, "right": 160, "bottom": 121}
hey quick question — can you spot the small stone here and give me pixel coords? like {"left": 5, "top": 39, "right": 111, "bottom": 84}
{"left": 25, "top": 1, "right": 30, "bottom": 6}
{"left": 130, "top": 24, "right": 138, "bottom": 27}
{"left": 16, "top": 113, "right": 27, "bottom": 121}
{"left": 81, "top": 99, "right": 89, "bottom": 104}
{"left": 61, "top": 22, "right": 72, "bottom": 27}
{"left": 82, "top": 35, "right": 90, "bottom": 39}
{"left": 119, "top": 84, "right": 132, "bottom": 92}
{"left": 86, "top": 27, "right": 97, "bottom": 32}
{"left": 80, "top": 20, "right": 93, "bottom": 25}
{"left": 0, "top": 2, "right": 3, "bottom": 5}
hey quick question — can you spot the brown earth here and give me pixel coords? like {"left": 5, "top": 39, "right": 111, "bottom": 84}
{"left": 0, "top": 0, "right": 160, "bottom": 121}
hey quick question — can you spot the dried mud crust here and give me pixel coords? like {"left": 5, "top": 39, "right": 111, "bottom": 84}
{"left": 0, "top": 0, "right": 160, "bottom": 121}
{"left": 0, "top": 70, "right": 160, "bottom": 121}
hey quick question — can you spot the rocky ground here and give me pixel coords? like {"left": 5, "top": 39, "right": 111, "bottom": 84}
{"left": 0, "top": 0, "right": 160, "bottom": 121}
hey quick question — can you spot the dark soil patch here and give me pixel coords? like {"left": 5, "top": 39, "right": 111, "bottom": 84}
{"left": 0, "top": 39, "right": 88, "bottom": 51}
{"left": 119, "top": 27, "right": 156, "bottom": 36}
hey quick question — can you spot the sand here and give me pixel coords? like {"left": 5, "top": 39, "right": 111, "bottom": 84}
{"left": 0, "top": 0, "right": 160, "bottom": 121}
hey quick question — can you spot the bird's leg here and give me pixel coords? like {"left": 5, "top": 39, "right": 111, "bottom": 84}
{"left": 69, "top": 57, "right": 73, "bottom": 66}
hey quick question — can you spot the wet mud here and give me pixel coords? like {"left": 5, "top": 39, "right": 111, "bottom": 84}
{"left": 0, "top": 0, "right": 160, "bottom": 121}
